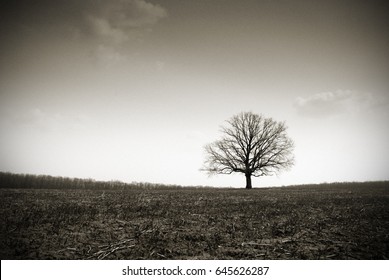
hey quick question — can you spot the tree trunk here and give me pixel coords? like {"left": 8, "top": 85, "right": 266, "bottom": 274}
{"left": 245, "top": 173, "right": 252, "bottom": 189}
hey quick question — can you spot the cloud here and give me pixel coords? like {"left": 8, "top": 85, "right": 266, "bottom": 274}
{"left": 0, "top": 108, "right": 88, "bottom": 133}
{"left": 294, "top": 90, "right": 388, "bottom": 118}
{"left": 1, "top": 0, "right": 167, "bottom": 47}
{"left": 294, "top": 90, "right": 352, "bottom": 117}
{"left": 95, "top": 45, "right": 128, "bottom": 67}
{"left": 117, "top": 0, "right": 168, "bottom": 27}
{"left": 86, "top": 0, "right": 167, "bottom": 44}
{"left": 87, "top": 17, "right": 130, "bottom": 44}
{"left": 1, "top": 0, "right": 168, "bottom": 69}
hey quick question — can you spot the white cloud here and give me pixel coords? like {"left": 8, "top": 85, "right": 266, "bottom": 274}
{"left": 3, "top": 0, "right": 167, "bottom": 63}
{"left": 119, "top": 0, "right": 168, "bottom": 27}
{"left": 294, "top": 90, "right": 387, "bottom": 118}
{"left": 3, "top": 108, "right": 89, "bottom": 133}
{"left": 95, "top": 45, "right": 128, "bottom": 66}
{"left": 82, "top": 0, "right": 168, "bottom": 66}
{"left": 87, "top": 16, "right": 130, "bottom": 44}
{"left": 86, "top": 0, "right": 167, "bottom": 44}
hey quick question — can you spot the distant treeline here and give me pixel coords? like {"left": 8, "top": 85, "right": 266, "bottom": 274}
{"left": 1, "top": 171, "right": 387, "bottom": 190}
{"left": 0, "top": 172, "right": 186, "bottom": 190}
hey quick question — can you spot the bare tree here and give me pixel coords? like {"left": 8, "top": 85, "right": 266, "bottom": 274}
{"left": 203, "top": 112, "right": 294, "bottom": 189}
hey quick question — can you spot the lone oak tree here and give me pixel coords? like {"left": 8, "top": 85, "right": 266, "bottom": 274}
{"left": 203, "top": 112, "right": 294, "bottom": 189}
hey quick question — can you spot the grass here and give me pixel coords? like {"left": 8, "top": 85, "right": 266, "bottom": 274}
{"left": 0, "top": 182, "right": 388, "bottom": 259}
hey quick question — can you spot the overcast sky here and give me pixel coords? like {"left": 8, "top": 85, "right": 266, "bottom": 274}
{"left": 1, "top": 0, "right": 388, "bottom": 187}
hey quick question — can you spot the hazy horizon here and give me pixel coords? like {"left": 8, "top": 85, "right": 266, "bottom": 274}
{"left": 1, "top": 0, "right": 388, "bottom": 187}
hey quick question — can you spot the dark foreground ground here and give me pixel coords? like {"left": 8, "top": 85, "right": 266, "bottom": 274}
{"left": 1, "top": 182, "right": 388, "bottom": 259}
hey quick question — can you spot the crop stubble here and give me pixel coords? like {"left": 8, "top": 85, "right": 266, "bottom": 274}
{"left": 0, "top": 182, "right": 388, "bottom": 259}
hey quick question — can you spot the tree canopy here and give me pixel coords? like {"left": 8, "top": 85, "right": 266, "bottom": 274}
{"left": 203, "top": 112, "right": 294, "bottom": 188}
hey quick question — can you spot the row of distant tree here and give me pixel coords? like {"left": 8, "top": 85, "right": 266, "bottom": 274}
{"left": 0, "top": 172, "right": 185, "bottom": 190}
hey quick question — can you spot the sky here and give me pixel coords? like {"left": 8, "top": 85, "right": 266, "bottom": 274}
{"left": 1, "top": 0, "right": 388, "bottom": 187}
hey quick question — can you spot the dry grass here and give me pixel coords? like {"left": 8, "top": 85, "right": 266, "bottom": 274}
{"left": 1, "top": 182, "right": 388, "bottom": 259}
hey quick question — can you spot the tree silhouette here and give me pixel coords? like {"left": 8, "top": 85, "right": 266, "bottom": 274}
{"left": 203, "top": 112, "right": 294, "bottom": 188}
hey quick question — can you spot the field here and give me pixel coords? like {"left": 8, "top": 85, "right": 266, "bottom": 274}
{"left": 1, "top": 182, "right": 388, "bottom": 260}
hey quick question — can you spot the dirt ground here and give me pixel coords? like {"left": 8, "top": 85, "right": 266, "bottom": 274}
{"left": 1, "top": 182, "right": 388, "bottom": 259}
